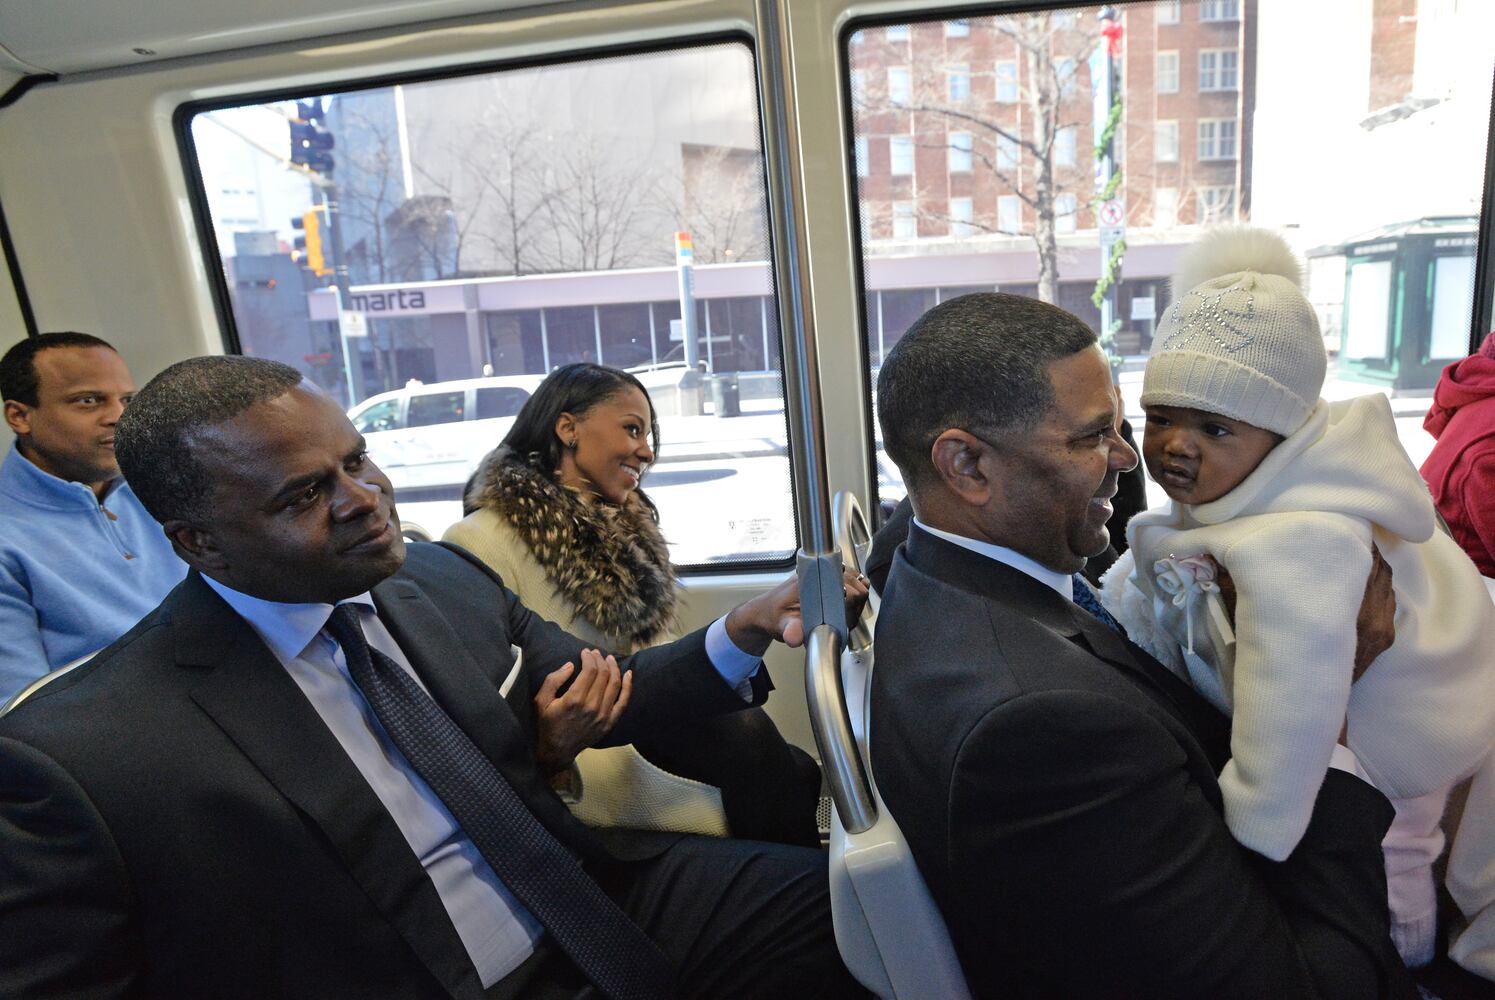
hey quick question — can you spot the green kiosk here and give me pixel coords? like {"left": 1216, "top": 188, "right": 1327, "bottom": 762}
{"left": 1311, "top": 216, "right": 1478, "bottom": 392}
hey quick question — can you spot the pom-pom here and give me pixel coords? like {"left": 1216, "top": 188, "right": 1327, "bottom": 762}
{"left": 1171, "top": 226, "right": 1303, "bottom": 297}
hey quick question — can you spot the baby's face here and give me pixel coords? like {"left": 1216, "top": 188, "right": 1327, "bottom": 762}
{"left": 1142, "top": 405, "right": 1283, "bottom": 504}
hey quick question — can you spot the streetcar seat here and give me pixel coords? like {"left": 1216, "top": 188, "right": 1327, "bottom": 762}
{"left": 828, "top": 492, "right": 971, "bottom": 999}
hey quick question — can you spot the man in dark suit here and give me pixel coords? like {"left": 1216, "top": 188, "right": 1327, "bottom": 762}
{"left": 870, "top": 293, "right": 1414, "bottom": 998}
{"left": 0, "top": 356, "right": 861, "bottom": 999}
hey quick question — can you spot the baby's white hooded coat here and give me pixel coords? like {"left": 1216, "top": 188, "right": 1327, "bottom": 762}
{"left": 1103, "top": 392, "right": 1495, "bottom": 861}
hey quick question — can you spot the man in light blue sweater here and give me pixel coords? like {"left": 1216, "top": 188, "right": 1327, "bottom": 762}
{"left": 0, "top": 333, "right": 185, "bottom": 702}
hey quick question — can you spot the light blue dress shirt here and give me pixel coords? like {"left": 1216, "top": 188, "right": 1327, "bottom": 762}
{"left": 202, "top": 575, "right": 759, "bottom": 987}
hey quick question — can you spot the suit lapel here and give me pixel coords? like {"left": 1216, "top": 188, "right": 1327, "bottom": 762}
{"left": 905, "top": 527, "right": 1220, "bottom": 736}
{"left": 174, "top": 573, "right": 485, "bottom": 1000}
{"left": 372, "top": 575, "right": 532, "bottom": 776}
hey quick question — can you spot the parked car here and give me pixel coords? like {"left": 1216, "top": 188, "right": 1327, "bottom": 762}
{"left": 347, "top": 375, "right": 545, "bottom": 525}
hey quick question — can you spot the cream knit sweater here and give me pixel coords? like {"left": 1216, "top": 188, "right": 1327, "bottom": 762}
{"left": 1102, "top": 394, "right": 1495, "bottom": 860}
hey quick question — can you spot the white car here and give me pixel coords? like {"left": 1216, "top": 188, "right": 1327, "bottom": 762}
{"left": 348, "top": 375, "right": 545, "bottom": 538}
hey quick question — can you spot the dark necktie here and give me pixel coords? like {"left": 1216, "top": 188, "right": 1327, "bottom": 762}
{"left": 324, "top": 605, "right": 673, "bottom": 1000}
{"left": 1071, "top": 574, "right": 1126, "bottom": 636}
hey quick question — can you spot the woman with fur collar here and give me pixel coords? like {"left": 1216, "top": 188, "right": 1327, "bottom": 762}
{"left": 445, "top": 363, "right": 821, "bottom": 847}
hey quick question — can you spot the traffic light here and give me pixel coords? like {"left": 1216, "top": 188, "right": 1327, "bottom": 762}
{"left": 290, "top": 208, "right": 332, "bottom": 277}
{"left": 289, "top": 99, "right": 335, "bottom": 176}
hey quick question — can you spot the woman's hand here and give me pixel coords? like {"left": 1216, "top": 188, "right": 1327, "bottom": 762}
{"left": 533, "top": 648, "right": 632, "bottom": 776}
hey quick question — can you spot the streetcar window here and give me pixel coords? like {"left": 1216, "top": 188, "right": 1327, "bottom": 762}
{"left": 183, "top": 40, "right": 796, "bottom": 569}
{"left": 847, "top": 1, "right": 1493, "bottom": 511}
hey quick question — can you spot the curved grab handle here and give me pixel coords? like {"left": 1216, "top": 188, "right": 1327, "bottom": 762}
{"left": 832, "top": 491, "right": 877, "bottom": 651}
{"left": 805, "top": 623, "right": 876, "bottom": 834}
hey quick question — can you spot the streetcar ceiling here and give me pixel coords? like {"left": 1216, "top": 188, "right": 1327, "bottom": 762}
{"left": 0, "top": 0, "right": 589, "bottom": 78}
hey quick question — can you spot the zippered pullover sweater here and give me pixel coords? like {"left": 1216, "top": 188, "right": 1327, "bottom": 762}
{"left": 0, "top": 445, "right": 185, "bottom": 700}
{"left": 1102, "top": 394, "right": 1495, "bottom": 861}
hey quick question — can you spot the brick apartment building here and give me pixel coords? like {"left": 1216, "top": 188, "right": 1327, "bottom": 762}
{"left": 847, "top": 0, "right": 1258, "bottom": 350}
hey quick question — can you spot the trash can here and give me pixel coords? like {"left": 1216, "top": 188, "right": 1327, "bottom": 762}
{"left": 708, "top": 373, "right": 741, "bottom": 417}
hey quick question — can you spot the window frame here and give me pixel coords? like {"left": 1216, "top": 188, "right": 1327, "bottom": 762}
{"left": 948, "top": 64, "right": 971, "bottom": 103}
{"left": 948, "top": 196, "right": 976, "bottom": 237}
{"left": 175, "top": 29, "right": 802, "bottom": 576}
{"left": 890, "top": 134, "right": 916, "bottom": 175}
{"left": 948, "top": 131, "right": 974, "bottom": 173}
{"left": 892, "top": 200, "right": 917, "bottom": 239}
{"left": 1156, "top": 50, "right": 1179, "bottom": 94}
{"left": 1198, "top": 117, "right": 1238, "bottom": 160}
{"left": 887, "top": 66, "right": 913, "bottom": 105}
{"left": 1199, "top": 48, "right": 1239, "bottom": 92}
{"left": 1200, "top": 0, "right": 1241, "bottom": 22}
{"left": 995, "top": 59, "right": 1019, "bottom": 103}
{"left": 1155, "top": 119, "right": 1180, "bottom": 162}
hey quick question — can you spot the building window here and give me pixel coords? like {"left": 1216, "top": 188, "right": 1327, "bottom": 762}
{"left": 1199, "top": 49, "right": 1239, "bottom": 92}
{"left": 1055, "top": 126, "right": 1077, "bottom": 168}
{"left": 886, "top": 24, "right": 910, "bottom": 41}
{"left": 893, "top": 201, "right": 917, "bottom": 239}
{"left": 1200, "top": 0, "right": 1240, "bottom": 22}
{"left": 1051, "top": 12, "right": 1078, "bottom": 29}
{"left": 850, "top": 69, "right": 867, "bottom": 106}
{"left": 998, "top": 195, "right": 1021, "bottom": 232}
{"left": 1158, "top": 0, "right": 1181, "bottom": 24}
{"left": 1155, "top": 120, "right": 1179, "bottom": 161}
{"left": 997, "top": 133, "right": 1019, "bottom": 170}
{"left": 1199, "top": 186, "right": 1236, "bottom": 222}
{"left": 948, "top": 66, "right": 971, "bottom": 102}
{"left": 890, "top": 135, "right": 915, "bottom": 175}
{"left": 949, "top": 197, "right": 975, "bottom": 236}
{"left": 1154, "top": 186, "right": 1178, "bottom": 227}
{"left": 1198, "top": 118, "right": 1237, "bottom": 160}
{"left": 1056, "top": 58, "right": 1078, "bottom": 98}
{"left": 946, "top": 18, "right": 970, "bottom": 37}
{"left": 1055, "top": 193, "right": 1078, "bottom": 234}
{"left": 1157, "top": 51, "right": 1179, "bottom": 94}
{"left": 949, "top": 131, "right": 973, "bottom": 172}
{"left": 996, "top": 60, "right": 1019, "bottom": 103}
{"left": 855, "top": 137, "right": 869, "bottom": 178}
{"left": 888, "top": 67, "right": 912, "bottom": 105}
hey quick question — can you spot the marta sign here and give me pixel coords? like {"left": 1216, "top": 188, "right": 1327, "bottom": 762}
{"left": 307, "top": 283, "right": 466, "bottom": 320}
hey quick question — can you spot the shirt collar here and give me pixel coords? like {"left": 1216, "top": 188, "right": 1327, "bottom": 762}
{"left": 202, "top": 574, "right": 377, "bottom": 664}
{"left": 912, "top": 516, "right": 1073, "bottom": 601}
{"left": 0, "top": 443, "right": 116, "bottom": 510}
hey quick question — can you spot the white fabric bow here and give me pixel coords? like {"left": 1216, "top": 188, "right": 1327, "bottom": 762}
{"left": 1153, "top": 555, "right": 1221, "bottom": 654}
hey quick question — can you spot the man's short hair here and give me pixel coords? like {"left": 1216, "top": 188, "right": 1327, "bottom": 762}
{"left": 116, "top": 356, "right": 304, "bottom": 524}
{"left": 0, "top": 332, "right": 117, "bottom": 406}
{"left": 877, "top": 293, "right": 1097, "bottom": 488}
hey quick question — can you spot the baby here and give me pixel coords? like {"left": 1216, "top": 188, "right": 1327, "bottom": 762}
{"left": 1102, "top": 227, "right": 1495, "bottom": 968}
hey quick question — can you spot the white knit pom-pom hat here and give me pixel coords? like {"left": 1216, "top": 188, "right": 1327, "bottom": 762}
{"left": 1141, "top": 227, "right": 1325, "bottom": 437}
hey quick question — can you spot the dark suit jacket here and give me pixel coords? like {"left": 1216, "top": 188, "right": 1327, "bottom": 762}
{"left": 0, "top": 542, "right": 766, "bottom": 999}
{"left": 870, "top": 525, "right": 1412, "bottom": 999}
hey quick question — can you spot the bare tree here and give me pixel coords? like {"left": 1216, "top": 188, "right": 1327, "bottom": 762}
{"left": 864, "top": 12, "right": 1101, "bottom": 303}
{"left": 460, "top": 112, "right": 555, "bottom": 277}
{"left": 534, "top": 135, "right": 657, "bottom": 272}
{"left": 658, "top": 143, "right": 769, "bottom": 265}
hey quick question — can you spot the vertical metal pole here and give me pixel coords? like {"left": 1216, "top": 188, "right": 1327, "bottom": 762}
{"left": 704, "top": 299, "right": 715, "bottom": 371}
{"left": 593, "top": 304, "right": 604, "bottom": 365}
{"left": 755, "top": 0, "right": 833, "bottom": 555}
{"left": 539, "top": 308, "right": 551, "bottom": 372}
{"left": 648, "top": 303, "right": 659, "bottom": 366}
{"left": 760, "top": 295, "right": 771, "bottom": 371}
{"left": 755, "top": 0, "right": 874, "bottom": 834}
{"left": 319, "top": 183, "right": 361, "bottom": 405}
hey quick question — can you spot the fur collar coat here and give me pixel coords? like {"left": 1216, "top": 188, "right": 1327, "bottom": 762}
{"left": 461, "top": 450, "right": 679, "bottom": 648}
